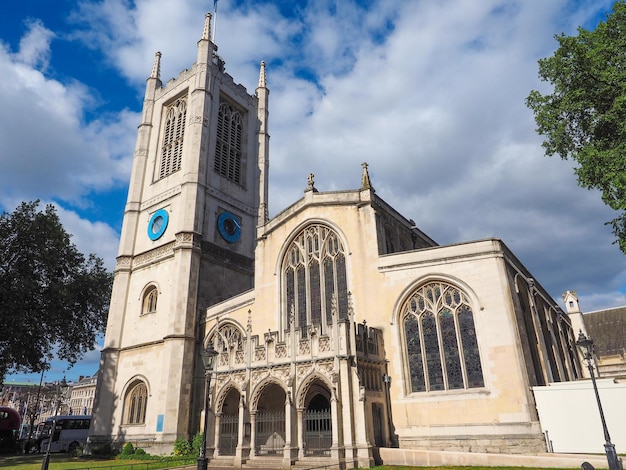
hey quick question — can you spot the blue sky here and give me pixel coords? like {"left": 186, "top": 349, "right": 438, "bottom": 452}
{"left": 2, "top": 0, "right": 624, "bottom": 384}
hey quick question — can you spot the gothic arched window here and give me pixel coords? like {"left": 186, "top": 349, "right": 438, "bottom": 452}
{"left": 142, "top": 286, "right": 158, "bottom": 315}
{"left": 402, "top": 281, "right": 484, "bottom": 392}
{"left": 211, "top": 323, "right": 246, "bottom": 367}
{"left": 124, "top": 381, "right": 148, "bottom": 425}
{"left": 159, "top": 98, "right": 187, "bottom": 179}
{"left": 214, "top": 102, "right": 243, "bottom": 184}
{"left": 283, "top": 224, "right": 348, "bottom": 336}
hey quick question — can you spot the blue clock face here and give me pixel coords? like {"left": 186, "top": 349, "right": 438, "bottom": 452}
{"left": 217, "top": 211, "right": 241, "bottom": 243}
{"left": 148, "top": 209, "right": 169, "bottom": 241}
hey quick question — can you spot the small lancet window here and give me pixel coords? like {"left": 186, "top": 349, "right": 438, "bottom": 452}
{"left": 124, "top": 381, "right": 148, "bottom": 425}
{"left": 142, "top": 286, "right": 158, "bottom": 315}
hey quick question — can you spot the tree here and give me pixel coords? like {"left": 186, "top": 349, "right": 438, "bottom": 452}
{"left": 526, "top": 1, "right": 626, "bottom": 252}
{"left": 0, "top": 201, "right": 112, "bottom": 382}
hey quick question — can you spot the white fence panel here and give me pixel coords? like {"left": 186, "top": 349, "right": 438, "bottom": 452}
{"left": 532, "top": 378, "right": 626, "bottom": 453}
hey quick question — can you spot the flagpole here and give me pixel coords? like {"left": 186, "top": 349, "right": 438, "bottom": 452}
{"left": 212, "top": 0, "right": 218, "bottom": 43}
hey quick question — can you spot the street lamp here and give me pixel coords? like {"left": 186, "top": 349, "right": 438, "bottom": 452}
{"left": 197, "top": 343, "right": 219, "bottom": 470}
{"left": 41, "top": 377, "right": 68, "bottom": 470}
{"left": 576, "top": 331, "right": 622, "bottom": 470}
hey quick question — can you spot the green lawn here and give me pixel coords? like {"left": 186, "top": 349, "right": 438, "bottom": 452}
{"left": 0, "top": 453, "right": 196, "bottom": 470}
{"left": 0, "top": 457, "right": 583, "bottom": 470}
{"left": 374, "top": 467, "right": 579, "bottom": 470}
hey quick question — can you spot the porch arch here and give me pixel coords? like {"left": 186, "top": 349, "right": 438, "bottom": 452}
{"left": 215, "top": 386, "right": 241, "bottom": 456}
{"left": 250, "top": 380, "right": 288, "bottom": 456}
{"left": 298, "top": 376, "right": 333, "bottom": 457}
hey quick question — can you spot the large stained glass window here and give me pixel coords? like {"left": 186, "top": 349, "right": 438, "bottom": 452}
{"left": 402, "top": 281, "right": 484, "bottom": 392}
{"left": 283, "top": 224, "right": 348, "bottom": 335}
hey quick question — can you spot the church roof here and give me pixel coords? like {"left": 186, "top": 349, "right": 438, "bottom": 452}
{"left": 262, "top": 164, "right": 438, "bottom": 250}
{"left": 584, "top": 306, "right": 626, "bottom": 356}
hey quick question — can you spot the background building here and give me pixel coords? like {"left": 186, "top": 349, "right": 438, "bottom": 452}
{"left": 69, "top": 375, "right": 97, "bottom": 416}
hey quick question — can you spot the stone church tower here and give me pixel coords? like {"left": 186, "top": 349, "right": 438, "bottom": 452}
{"left": 89, "top": 13, "right": 269, "bottom": 454}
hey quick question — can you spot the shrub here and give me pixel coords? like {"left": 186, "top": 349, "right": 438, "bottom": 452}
{"left": 68, "top": 442, "right": 83, "bottom": 457}
{"left": 172, "top": 437, "right": 192, "bottom": 456}
{"left": 121, "top": 442, "right": 135, "bottom": 455}
{"left": 90, "top": 443, "right": 113, "bottom": 456}
{"left": 134, "top": 447, "right": 147, "bottom": 455}
{"left": 192, "top": 432, "right": 204, "bottom": 456}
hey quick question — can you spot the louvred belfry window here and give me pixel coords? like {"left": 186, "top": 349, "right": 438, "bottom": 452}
{"left": 403, "top": 281, "right": 484, "bottom": 392}
{"left": 159, "top": 98, "right": 187, "bottom": 179}
{"left": 214, "top": 102, "right": 243, "bottom": 184}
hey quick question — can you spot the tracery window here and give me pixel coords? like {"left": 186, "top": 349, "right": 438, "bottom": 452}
{"left": 211, "top": 323, "right": 245, "bottom": 367}
{"left": 142, "top": 286, "right": 158, "bottom": 315}
{"left": 402, "top": 281, "right": 484, "bottom": 392}
{"left": 283, "top": 224, "right": 348, "bottom": 336}
{"left": 124, "top": 381, "right": 148, "bottom": 425}
{"left": 214, "top": 324, "right": 244, "bottom": 353}
{"left": 214, "top": 102, "right": 243, "bottom": 184}
{"left": 159, "top": 98, "right": 187, "bottom": 179}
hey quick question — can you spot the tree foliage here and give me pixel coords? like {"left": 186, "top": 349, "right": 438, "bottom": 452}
{"left": 526, "top": 1, "right": 626, "bottom": 252}
{"left": 0, "top": 201, "right": 112, "bottom": 381}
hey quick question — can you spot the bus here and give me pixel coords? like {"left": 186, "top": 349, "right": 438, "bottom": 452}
{"left": 39, "top": 415, "right": 91, "bottom": 453}
{"left": 0, "top": 407, "right": 20, "bottom": 453}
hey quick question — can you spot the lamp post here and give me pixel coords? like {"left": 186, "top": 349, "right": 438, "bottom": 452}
{"left": 576, "top": 331, "right": 622, "bottom": 470}
{"left": 29, "top": 368, "right": 46, "bottom": 441}
{"left": 197, "top": 343, "right": 219, "bottom": 470}
{"left": 41, "top": 377, "right": 68, "bottom": 470}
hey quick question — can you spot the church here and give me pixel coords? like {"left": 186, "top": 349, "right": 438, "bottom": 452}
{"left": 88, "top": 12, "right": 583, "bottom": 468}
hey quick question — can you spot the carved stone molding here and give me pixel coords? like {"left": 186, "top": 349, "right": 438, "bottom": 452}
{"left": 275, "top": 344, "right": 287, "bottom": 358}
{"left": 299, "top": 339, "right": 311, "bottom": 355}
{"left": 190, "top": 115, "right": 208, "bottom": 127}
{"left": 141, "top": 185, "right": 181, "bottom": 210}
{"left": 115, "top": 256, "right": 132, "bottom": 271}
{"left": 175, "top": 231, "right": 202, "bottom": 249}
{"left": 133, "top": 242, "right": 175, "bottom": 268}
{"left": 319, "top": 336, "right": 331, "bottom": 352}
{"left": 296, "top": 360, "right": 334, "bottom": 382}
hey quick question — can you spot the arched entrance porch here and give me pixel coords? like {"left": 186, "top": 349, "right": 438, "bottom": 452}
{"left": 252, "top": 383, "right": 286, "bottom": 456}
{"left": 303, "top": 390, "right": 332, "bottom": 456}
{"left": 217, "top": 388, "right": 240, "bottom": 456}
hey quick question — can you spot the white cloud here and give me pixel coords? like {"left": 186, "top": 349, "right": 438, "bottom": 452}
{"left": 15, "top": 19, "right": 56, "bottom": 69}
{"left": 0, "top": 21, "right": 135, "bottom": 205}
{"left": 0, "top": 19, "right": 135, "bottom": 280}
{"left": 55, "top": 206, "right": 120, "bottom": 272}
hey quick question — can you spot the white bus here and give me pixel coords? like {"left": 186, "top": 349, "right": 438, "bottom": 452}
{"left": 39, "top": 415, "right": 91, "bottom": 453}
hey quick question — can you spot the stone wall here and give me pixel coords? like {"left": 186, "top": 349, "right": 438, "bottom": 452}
{"left": 398, "top": 433, "right": 547, "bottom": 455}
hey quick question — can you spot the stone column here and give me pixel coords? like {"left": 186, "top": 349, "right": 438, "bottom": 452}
{"left": 354, "top": 386, "right": 373, "bottom": 468}
{"left": 297, "top": 407, "right": 305, "bottom": 459}
{"left": 330, "top": 391, "right": 340, "bottom": 460}
{"left": 282, "top": 392, "right": 295, "bottom": 468}
{"left": 235, "top": 396, "right": 246, "bottom": 467}
{"left": 249, "top": 413, "right": 257, "bottom": 457}
{"left": 213, "top": 412, "right": 221, "bottom": 456}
